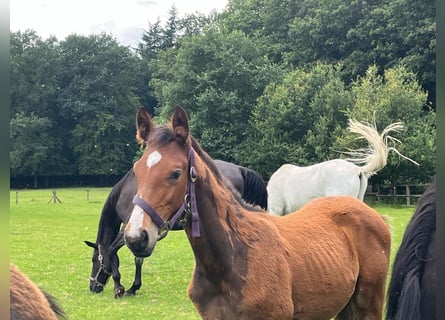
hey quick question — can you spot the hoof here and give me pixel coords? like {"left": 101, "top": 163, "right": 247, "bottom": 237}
{"left": 124, "top": 289, "right": 136, "bottom": 296}
{"left": 114, "top": 287, "right": 125, "bottom": 298}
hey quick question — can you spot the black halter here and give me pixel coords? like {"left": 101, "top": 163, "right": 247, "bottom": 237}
{"left": 132, "top": 148, "right": 200, "bottom": 238}
{"left": 89, "top": 244, "right": 111, "bottom": 287}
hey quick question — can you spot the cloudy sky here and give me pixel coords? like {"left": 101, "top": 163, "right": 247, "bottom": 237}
{"left": 10, "top": 0, "right": 228, "bottom": 48}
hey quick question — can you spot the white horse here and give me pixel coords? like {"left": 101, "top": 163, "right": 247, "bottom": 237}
{"left": 267, "top": 119, "right": 418, "bottom": 215}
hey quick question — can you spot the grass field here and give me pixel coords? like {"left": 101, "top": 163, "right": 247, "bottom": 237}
{"left": 10, "top": 188, "right": 415, "bottom": 319}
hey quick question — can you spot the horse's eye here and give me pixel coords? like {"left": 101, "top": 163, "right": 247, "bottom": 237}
{"left": 170, "top": 169, "right": 182, "bottom": 181}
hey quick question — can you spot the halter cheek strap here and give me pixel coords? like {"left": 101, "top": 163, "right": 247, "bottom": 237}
{"left": 187, "top": 149, "right": 200, "bottom": 237}
{"left": 132, "top": 148, "right": 200, "bottom": 238}
{"left": 89, "top": 244, "right": 111, "bottom": 287}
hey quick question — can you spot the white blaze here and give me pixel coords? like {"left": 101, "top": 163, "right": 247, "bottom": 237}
{"left": 146, "top": 150, "right": 162, "bottom": 168}
{"left": 126, "top": 205, "right": 145, "bottom": 238}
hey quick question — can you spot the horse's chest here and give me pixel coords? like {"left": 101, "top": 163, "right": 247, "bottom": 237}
{"left": 189, "top": 276, "right": 294, "bottom": 320}
{"left": 188, "top": 281, "right": 243, "bottom": 320}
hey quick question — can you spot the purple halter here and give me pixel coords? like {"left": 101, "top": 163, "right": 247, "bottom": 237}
{"left": 132, "top": 148, "right": 200, "bottom": 238}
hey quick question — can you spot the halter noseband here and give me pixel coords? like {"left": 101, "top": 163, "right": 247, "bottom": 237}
{"left": 132, "top": 148, "right": 200, "bottom": 238}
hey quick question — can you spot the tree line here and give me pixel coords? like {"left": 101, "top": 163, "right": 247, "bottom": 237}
{"left": 10, "top": 0, "right": 436, "bottom": 188}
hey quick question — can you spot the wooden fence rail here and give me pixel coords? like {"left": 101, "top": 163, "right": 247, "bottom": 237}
{"left": 365, "top": 184, "right": 427, "bottom": 206}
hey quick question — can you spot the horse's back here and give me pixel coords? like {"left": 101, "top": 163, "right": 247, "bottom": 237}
{"left": 246, "top": 196, "right": 390, "bottom": 319}
{"left": 115, "top": 169, "right": 137, "bottom": 221}
{"left": 280, "top": 196, "right": 390, "bottom": 252}
{"left": 214, "top": 160, "right": 244, "bottom": 194}
{"left": 267, "top": 160, "right": 364, "bottom": 215}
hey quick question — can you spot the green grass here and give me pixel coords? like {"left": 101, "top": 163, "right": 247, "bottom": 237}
{"left": 10, "top": 188, "right": 199, "bottom": 320}
{"left": 10, "top": 188, "right": 415, "bottom": 319}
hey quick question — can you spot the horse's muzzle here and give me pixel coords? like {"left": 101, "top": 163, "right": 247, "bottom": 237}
{"left": 89, "top": 281, "right": 105, "bottom": 293}
{"left": 124, "top": 229, "right": 154, "bottom": 258}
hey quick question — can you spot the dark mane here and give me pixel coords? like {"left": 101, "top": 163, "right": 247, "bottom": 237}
{"left": 190, "top": 136, "right": 262, "bottom": 212}
{"left": 239, "top": 166, "right": 268, "bottom": 209}
{"left": 190, "top": 135, "right": 223, "bottom": 181}
{"left": 42, "top": 290, "right": 66, "bottom": 320}
{"left": 386, "top": 176, "right": 436, "bottom": 320}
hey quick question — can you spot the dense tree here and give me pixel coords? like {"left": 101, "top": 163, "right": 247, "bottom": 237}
{"left": 56, "top": 34, "right": 140, "bottom": 175}
{"left": 222, "top": 0, "right": 436, "bottom": 108}
{"left": 149, "top": 28, "right": 281, "bottom": 162}
{"left": 243, "top": 64, "right": 435, "bottom": 182}
{"left": 341, "top": 0, "right": 436, "bottom": 108}
{"left": 10, "top": 32, "right": 142, "bottom": 182}
{"left": 243, "top": 63, "right": 352, "bottom": 178}
{"left": 10, "top": 0, "right": 435, "bottom": 187}
{"left": 335, "top": 65, "right": 435, "bottom": 185}
{"left": 10, "top": 113, "right": 66, "bottom": 187}
{"left": 138, "top": 19, "right": 164, "bottom": 62}
{"left": 221, "top": 0, "right": 300, "bottom": 63}
{"left": 137, "top": 8, "right": 216, "bottom": 114}
{"left": 10, "top": 30, "right": 60, "bottom": 118}
{"left": 10, "top": 31, "right": 72, "bottom": 177}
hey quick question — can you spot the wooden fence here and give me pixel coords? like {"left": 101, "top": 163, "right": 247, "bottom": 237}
{"left": 365, "top": 184, "right": 428, "bottom": 206}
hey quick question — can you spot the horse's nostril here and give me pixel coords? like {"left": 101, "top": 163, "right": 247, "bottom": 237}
{"left": 141, "top": 229, "right": 148, "bottom": 241}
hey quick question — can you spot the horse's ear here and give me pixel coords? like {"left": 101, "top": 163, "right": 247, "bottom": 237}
{"left": 84, "top": 241, "right": 98, "bottom": 249}
{"left": 136, "top": 107, "right": 154, "bottom": 144}
{"left": 171, "top": 106, "right": 190, "bottom": 144}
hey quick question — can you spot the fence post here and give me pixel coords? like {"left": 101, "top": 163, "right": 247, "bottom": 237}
{"left": 405, "top": 185, "right": 411, "bottom": 206}
{"left": 48, "top": 191, "right": 62, "bottom": 204}
{"left": 393, "top": 186, "right": 397, "bottom": 204}
{"left": 16, "top": 191, "right": 18, "bottom": 205}
{"left": 85, "top": 189, "right": 90, "bottom": 201}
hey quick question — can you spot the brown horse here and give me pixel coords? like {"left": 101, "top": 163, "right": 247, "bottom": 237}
{"left": 10, "top": 263, "right": 66, "bottom": 320}
{"left": 123, "top": 106, "right": 391, "bottom": 320}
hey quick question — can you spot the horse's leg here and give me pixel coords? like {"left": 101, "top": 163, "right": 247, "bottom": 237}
{"left": 109, "top": 232, "right": 126, "bottom": 298}
{"left": 336, "top": 250, "right": 388, "bottom": 320}
{"left": 335, "top": 268, "right": 387, "bottom": 320}
{"left": 125, "top": 257, "right": 144, "bottom": 296}
{"left": 110, "top": 252, "right": 126, "bottom": 298}
{"left": 335, "top": 301, "right": 354, "bottom": 320}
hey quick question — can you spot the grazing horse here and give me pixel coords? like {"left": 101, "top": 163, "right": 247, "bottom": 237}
{"left": 84, "top": 169, "right": 143, "bottom": 298}
{"left": 267, "top": 119, "right": 418, "bottom": 215}
{"left": 85, "top": 156, "right": 267, "bottom": 297}
{"left": 386, "top": 176, "right": 436, "bottom": 320}
{"left": 10, "top": 263, "right": 66, "bottom": 320}
{"left": 123, "top": 106, "right": 391, "bottom": 320}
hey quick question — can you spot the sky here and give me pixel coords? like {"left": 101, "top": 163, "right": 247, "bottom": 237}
{"left": 10, "top": 0, "right": 228, "bottom": 48}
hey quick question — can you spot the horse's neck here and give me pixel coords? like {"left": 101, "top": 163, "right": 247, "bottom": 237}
{"left": 95, "top": 194, "right": 123, "bottom": 251}
{"left": 186, "top": 180, "right": 244, "bottom": 274}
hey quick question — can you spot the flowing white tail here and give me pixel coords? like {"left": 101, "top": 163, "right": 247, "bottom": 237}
{"left": 344, "top": 119, "right": 419, "bottom": 177}
{"left": 267, "top": 118, "right": 418, "bottom": 215}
